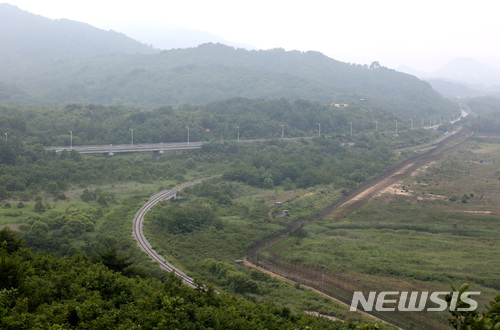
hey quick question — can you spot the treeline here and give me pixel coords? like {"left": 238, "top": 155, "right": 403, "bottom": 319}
{"left": 0, "top": 140, "right": 187, "bottom": 201}
{"left": 468, "top": 96, "right": 500, "bottom": 134}
{"left": 217, "top": 138, "right": 395, "bottom": 190}
{"left": 0, "top": 135, "right": 393, "bottom": 204}
{"left": 0, "top": 98, "right": 449, "bottom": 147}
{"left": 0, "top": 96, "right": 443, "bottom": 202}
{"left": 0, "top": 228, "right": 352, "bottom": 329}
{"left": 18, "top": 195, "right": 169, "bottom": 280}
{"left": 1, "top": 40, "right": 456, "bottom": 117}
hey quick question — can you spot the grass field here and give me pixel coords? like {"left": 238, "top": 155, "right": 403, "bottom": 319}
{"left": 142, "top": 181, "right": 379, "bottom": 325}
{"left": 0, "top": 180, "right": 163, "bottom": 228}
{"left": 263, "top": 138, "right": 500, "bottom": 325}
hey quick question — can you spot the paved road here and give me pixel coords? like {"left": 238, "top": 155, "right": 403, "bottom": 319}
{"left": 44, "top": 137, "right": 311, "bottom": 154}
{"left": 46, "top": 142, "right": 204, "bottom": 154}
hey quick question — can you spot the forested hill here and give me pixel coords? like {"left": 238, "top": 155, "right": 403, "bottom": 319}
{"left": 0, "top": 4, "right": 454, "bottom": 117}
{"left": 0, "top": 3, "right": 158, "bottom": 62}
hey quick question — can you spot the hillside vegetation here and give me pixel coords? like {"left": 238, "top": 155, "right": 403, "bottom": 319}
{"left": 0, "top": 4, "right": 157, "bottom": 61}
{"left": 0, "top": 4, "right": 455, "bottom": 116}
{"left": 0, "top": 43, "right": 455, "bottom": 116}
{"left": 259, "top": 132, "right": 500, "bottom": 327}
{"left": 467, "top": 96, "right": 500, "bottom": 134}
{"left": 0, "top": 98, "right": 445, "bottom": 147}
{"left": 0, "top": 228, "right": 354, "bottom": 329}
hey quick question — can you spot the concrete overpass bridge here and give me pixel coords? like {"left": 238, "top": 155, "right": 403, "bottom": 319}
{"left": 45, "top": 141, "right": 205, "bottom": 156}
{"left": 44, "top": 137, "right": 310, "bottom": 156}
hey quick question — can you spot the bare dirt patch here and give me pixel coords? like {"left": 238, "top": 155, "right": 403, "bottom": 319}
{"left": 373, "top": 181, "right": 412, "bottom": 198}
{"left": 461, "top": 210, "right": 497, "bottom": 215}
{"left": 416, "top": 194, "right": 447, "bottom": 201}
{"left": 339, "top": 163, "right": 414, "bottom": 207}
{"left": 325, "top": 163, "right": 421, "bottom": 219}
{"left": 1, "top": 223, "right": 20, "bottom": 231}
{"left": 325, "top": 132, "right": 472, "bottom": 219}
{"left": 410, "top": 161, "right": 434, "bottom": 176}
{"left": 303, "top": 311, "right": 343, "bottom": 322}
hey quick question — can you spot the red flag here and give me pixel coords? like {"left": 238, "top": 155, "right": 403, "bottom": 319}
{"left": 205, "top": 128, "right": 210, "bottom": 132}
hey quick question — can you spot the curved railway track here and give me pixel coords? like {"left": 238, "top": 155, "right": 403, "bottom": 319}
{"left": 132, "top": 175, "right": 221, "bottom": 288}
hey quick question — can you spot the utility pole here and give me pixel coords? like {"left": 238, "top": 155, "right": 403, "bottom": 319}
{"left": 129, "top": 128, "right": 133, "bottom": 146}
{"left": 374, "top": 121, "right": 378, "bottom": 131}
{"left": 280, "top": 125, "right": 284, "bottom": 139}
{"left": 235, "top": 126, "right": 240, "bottom": 142}
{"left": 347, "top": 122, "right": 352, "bottom": 137}
{"left": 69, "top": 130, "right": 72, "bottom": 149}
{"left": 395, "top": 120, "right": 398, "bottom": 134}
{"left": 186, "top": 127, "right": 190, "bottom": 145}
{"left": 4, "top": 133, "right": 7, "bottom": 141}
{"left": 316, "top": 123, "right": 321, "bottom": 136}
{"left": 421, "top": 118, "right": 424, "bottom": 127}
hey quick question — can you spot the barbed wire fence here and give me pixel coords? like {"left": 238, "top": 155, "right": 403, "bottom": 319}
{"left": 246, "top": 221, "right": 446, "bottom": 329}
{"left": 245, "top": 132, "right": 474, "bottom": 328}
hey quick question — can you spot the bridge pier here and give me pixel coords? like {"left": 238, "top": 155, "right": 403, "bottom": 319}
{"left": 106, "top": 144, "right": 114, "bottom": 157}
{"left": 166, "top": 192, "right": 177, "bottom": 201}
{"left": 153, "top": 150, "right": 164, "bottom": 160}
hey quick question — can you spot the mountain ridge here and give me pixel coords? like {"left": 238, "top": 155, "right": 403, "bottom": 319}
{"left": 0, "top": 4, "right": 455, "bottom": 118}
{"left": 0, "top": 3, "right": 158, "bottom": 61}
{"left": 398, "top": 58, "right": 500, "bottom": 97}
{"left": 432, "top": 58, "right": 500, "bottom": 86}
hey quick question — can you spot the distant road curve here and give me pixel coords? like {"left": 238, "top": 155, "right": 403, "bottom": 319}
{"left": 132, "top": 175, "right": 221, "bottom": 288}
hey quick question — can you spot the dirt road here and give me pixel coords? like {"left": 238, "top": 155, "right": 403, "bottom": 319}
{"left": 246, "top": 129, "right": 472, "bottom": 328}
{"left": 321, "top": 130, "right": 472, "bottom": 220}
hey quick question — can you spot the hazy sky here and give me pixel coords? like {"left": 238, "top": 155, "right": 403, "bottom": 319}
{"left": 4, "top": 0, "right": 500, "bottom": 71}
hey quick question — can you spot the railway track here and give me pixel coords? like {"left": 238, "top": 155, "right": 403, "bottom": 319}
{"left": 132, "top": 175, "right": 221, "bottom": 288}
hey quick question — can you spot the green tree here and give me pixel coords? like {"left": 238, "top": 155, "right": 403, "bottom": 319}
{"left": 46, "top": 181, "right": 60, "bottom": 196}
{"left": 34, "top": 200, "right": 45, "bottom": 213}
{"left": 0, "top": 227, "right": 24, "bottom": 253}
{"left": 93, "top": 247, "right": 132, "bottom": 274}
{"left": 97, "top": 194, "right": 108, "bottom": 206}
{"left": 61, "top": 214, "right": 95, "bottom": 237}
{"left": 262, "top": 177, "right": 274, "bottom": 189}
{"left": 0, "top": 186, "right": 8, "bottom": 201}
{"left": 283, "top": 177, "right": 294, "bottom": 191}
{"left": 70, "top": 149, "right": 82, "bottom": 162}
{"left": 447, "top": 283, "right": 500, "bottom": 329}
{"left": 31, "top": 221, "right": 49, "bottom": 233}
{"left": 80, "top": 189, "right": 96, "bottom": 202}
{"left": 0, "top": 253, "right": 29, "bottom": 290}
